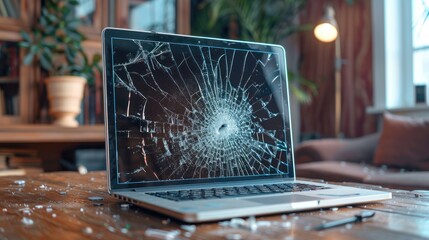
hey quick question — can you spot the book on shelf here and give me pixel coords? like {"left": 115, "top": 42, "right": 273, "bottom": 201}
{"left": 0, "top": 168, "right": 42, "bottom": 177}
{"left": 9, "top": 0, "right": 19, "bottom": 18}
{"left": 0, "top": 148, "right": 42, "bottom": 169}
{"left": 0, "top": 88, "right": 4, "bottom": 115}
{"left": 0, "top": 148, "right": 38, "bottom": 156}
{"left": 0, "top": 0, "right": 19, "bottom": 18}
{"left": 3, "top": 0, "right": 17, "bottom": 18}
{"left": 0, "top": 168, "right": 25, "bottom": 176}
{"left": 6, "top": 42, "right": 19, "bottom": 78}
{"left": 8, "top": 155, "right": 42, "bottom": 169}
{"left": 0, "top": 151, "right": 42, "bottom": 176}
{"left": 0, "top": 154, "right": 7, "bottom": 169}
{"left": 0, "top": 0, "right": 8, "bottom": 17}
{"left": 1, "top": 86, "right": 19, "bottom": 116}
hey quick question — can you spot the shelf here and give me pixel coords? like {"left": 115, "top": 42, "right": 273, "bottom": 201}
{"left": 0, "top": 124, "right": 105, "bottom": 143}
{"left": 0, "top": 77, "right": 18, "bottom": 84}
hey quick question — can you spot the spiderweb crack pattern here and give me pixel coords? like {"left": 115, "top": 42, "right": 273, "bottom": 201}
{"left": 112, "top": 38, "right": 291, "bottom": 183}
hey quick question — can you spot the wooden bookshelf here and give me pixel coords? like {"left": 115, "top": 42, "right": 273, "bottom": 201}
{"left": 0, "top": 0, "right": 37, "bottom": 124}
{"left": 0, "top": 1, "right": 191, "bottom": 172}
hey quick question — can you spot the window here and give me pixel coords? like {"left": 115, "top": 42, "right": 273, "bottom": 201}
{"left": 412, "top": 0, "right": 429, "bottom": 85}
{"left": 370, "top": 0, "right": 429, "bottom": 111}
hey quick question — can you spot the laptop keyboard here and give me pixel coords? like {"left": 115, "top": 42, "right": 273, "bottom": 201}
{"left": 147, "top": 183, "right": 330, "bottom": 202}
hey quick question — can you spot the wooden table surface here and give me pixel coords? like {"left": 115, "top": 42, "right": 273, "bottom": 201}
{"left": 0, "top": 172, "right": 428, "bottom": 240}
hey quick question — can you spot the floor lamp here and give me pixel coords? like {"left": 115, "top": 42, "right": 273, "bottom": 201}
{"left": 314, "top": 5, "right": 342, "bottom": 138}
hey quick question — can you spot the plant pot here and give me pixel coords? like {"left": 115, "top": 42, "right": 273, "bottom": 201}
{"left": 45, "top": 76, "right": 86, "bottom": 127}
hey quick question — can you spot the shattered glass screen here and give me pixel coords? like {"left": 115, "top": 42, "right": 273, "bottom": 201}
{"left": 111, "top": 37, "right": 292, "bottom": 184}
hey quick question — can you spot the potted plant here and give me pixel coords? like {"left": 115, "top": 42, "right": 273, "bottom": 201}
{"left": 194, "top": 0, "right": 317, "bottom": 103}
{"left": 20, "top": 0, "right": 101, "bottom": 127}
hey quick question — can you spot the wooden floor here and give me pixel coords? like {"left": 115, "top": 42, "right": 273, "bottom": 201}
{"left": 0, "top": 171, "right": 428, "bottom": 239}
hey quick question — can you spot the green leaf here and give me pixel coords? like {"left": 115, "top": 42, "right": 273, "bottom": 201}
{"left": 20, "top": 31, "right": 31, "bottom": 42}
{"left": 19, "top": 42, "right": 31, "bottom": 48}
{"left": 69, "top": 0, "right": 79, "bottom": 6}
{"left": 29, "top": 45, "right": 39, "bottom": 54}
{"left": 93, "top": 54, "right": 101, "bottom": 63}
{"left": 23, "top": 52, "right": 35, "bottom": 65}
{"left": 40, "top": 53, "right": 53, "bottom": 71}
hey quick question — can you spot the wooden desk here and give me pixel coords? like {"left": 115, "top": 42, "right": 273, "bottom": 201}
{"left": 0, "top": 172, "right": 428, "bottom": 239}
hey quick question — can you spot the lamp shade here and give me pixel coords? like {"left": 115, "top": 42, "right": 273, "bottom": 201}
{"left": 314, "top": 6, "right": 338, "bottom": 42}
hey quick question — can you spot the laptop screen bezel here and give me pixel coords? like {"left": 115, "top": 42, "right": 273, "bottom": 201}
{"left": 102, "top": 28, "right": 296, "bottom": 190}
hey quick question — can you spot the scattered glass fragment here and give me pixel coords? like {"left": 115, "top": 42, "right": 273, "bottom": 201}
{"left": 219, "top": 216, "right": 277, "bottom": 232}
{"left": 107, "top": 226, "right": 115, "bottom": 232}
{"left": 120, "top": 203, "right": 130, "bottom": 209}
{"left": 83, "top": 227, "right": 93, "bottom": 235}
{"left": 226, "top": 233, "right": 243, "bottom": 240}
{"left": 331, "top": 207, "right": 339, "bottom": 211}
{"left": 21, "top": 217, "right": 34, "bottom": 225}
{"left": 88, "top": 196, "right": 104, "bottom": 201}
{"left": 247, "top": 216, "right": 257, "bottom": 232}
{"left": 78, "top": 165, "right": 88, "bottom": 175}
{"left": 162, "top": 218, "right": 171, "bottom": 225}
{"left": 52, "top": 213, "right": 57, "bottom": 218}
{"left": 39, "top": 184, "right": 46, "bottom": 189}
{"left": 59, "top": 191, "right": 67, "bottom": 195}
{"left": 2, "top": 208, "right": 7, "bottom": 212}
{"left": 180, "top": 225, "right": 196, "bottom": 232}
{"left": 19, "top": 208, "right": 31, "bottom": 215}
{"left": 80, "top": 208, "right": 84, "bottom": 212}
{"left": 144, "top": 228, "right": 180, "bottom": 239}
{"left": 46, "top": 207, "right": 53, "bottom": 213}
{"left": 14, "top": 180, "right": 25, "bottom": 185}
{"left": 256, "top": 221, "right": 272, "bottom": 227}
{"left": 35, "top": 205, "right": 43, "bottom": 209}
{"left": 281, "top": 221, "right": 291, "bottom": 228}
{"left": 121, "top": 228, "right": 129, "bottom": 234}
{"left": 90, "top": 177, "right": 95, "bottom": 181}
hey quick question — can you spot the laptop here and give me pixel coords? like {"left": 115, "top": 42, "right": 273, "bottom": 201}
{"left": 102, "top": 27, "right": 391, "bottom": 223}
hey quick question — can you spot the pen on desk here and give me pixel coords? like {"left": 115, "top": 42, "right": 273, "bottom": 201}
{"left": 313, "top": 210, "right": 376, "bottom": 231}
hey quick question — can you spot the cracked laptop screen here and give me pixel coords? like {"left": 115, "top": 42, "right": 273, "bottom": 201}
{"left": 112, "top": 38, "right": 292, "bottom": 184}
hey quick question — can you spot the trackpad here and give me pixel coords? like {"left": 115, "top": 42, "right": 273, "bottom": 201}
{"left": 246, "top": 194, "right": 321, "bottom": 205}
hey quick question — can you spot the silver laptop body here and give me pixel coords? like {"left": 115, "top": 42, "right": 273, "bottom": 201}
{"left": 102, "top": 27, "right": 391, "bottom": 223}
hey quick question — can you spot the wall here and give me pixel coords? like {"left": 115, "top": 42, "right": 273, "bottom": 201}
{"left": 299, "top": 0, "right": 376, "bottom": 138}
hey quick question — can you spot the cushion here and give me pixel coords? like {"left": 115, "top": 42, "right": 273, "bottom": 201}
{"left": 373, "top": 113, "right": 429, "bottom": 170}
{"left": 294, "top": 133, "right": 379, "bottom": 164}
